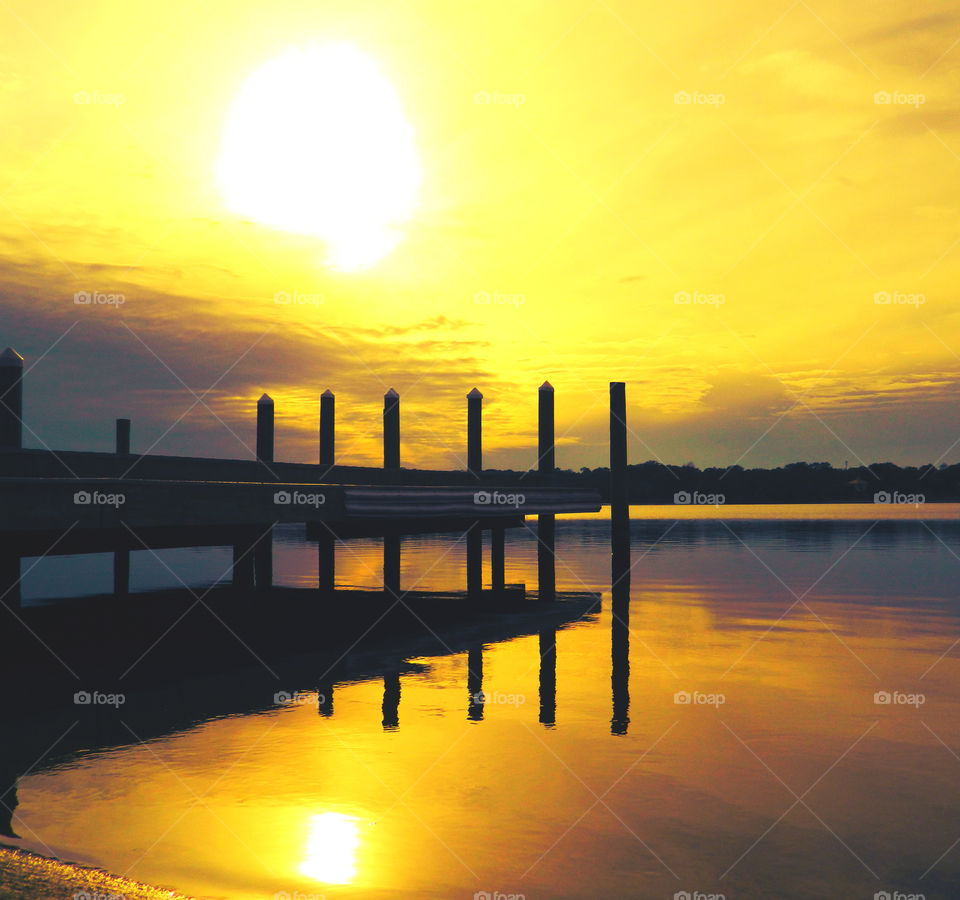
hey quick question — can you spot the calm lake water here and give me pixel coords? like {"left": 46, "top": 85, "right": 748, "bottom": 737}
{"left": 8, "top": 505, "right": 960, "bottom": 899}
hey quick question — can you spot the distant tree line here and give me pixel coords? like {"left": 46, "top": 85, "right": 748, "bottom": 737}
{"left": 478, "top": 460, "right": 960, "bottom": 503}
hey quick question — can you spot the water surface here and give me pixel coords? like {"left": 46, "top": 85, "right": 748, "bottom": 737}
{"left": 9, "top": 505, "right": 960, "bottom": 899}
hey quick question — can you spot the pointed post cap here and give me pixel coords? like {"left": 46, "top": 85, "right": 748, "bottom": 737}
{"left": 384, "top": 388, "right": 399, "bottom": 399}
{"left": 467, "top": 388, "right": 483, "bottom": 400}
{"left": 539, "top": 380, "right": 554, "bottom": 392}
{"left": 0, "top": 347, "right": 23, "bottom": 367}
{"left": 257, "top": 393, "right": 273, "bottom": 405}
{"left": 321, "top": 389, "right": 335, "bottom": 399}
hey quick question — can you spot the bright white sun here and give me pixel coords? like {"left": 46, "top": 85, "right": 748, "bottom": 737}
{"left": 217, "top": 43, "right": 421, "bottom": 271}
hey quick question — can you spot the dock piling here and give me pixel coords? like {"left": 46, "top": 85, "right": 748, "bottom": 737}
{"left": 319, "top": 390, "right": 335, "bottom": 466}
{"left": 610, "top": 382, "right": 628, "bottom": 540}
{"left": 256, "top": 394, "right": 274, "bottom": 464}
{"left": 537, "top": 381, "right": 556, "bottom": 601}
{"left": 383, "top": 389, "right": 400, "bottom": 470}
{"left": 0, "top": 348, "right": 24, "bottom": 451}
{"left": 467, "top": 388, "right": 482, "bottom": 477}
{"left": 115, "top": 418, "right": 130, "bottom": 456}
{"left": 466, "top": 526, "right": 482, "bottom": 598}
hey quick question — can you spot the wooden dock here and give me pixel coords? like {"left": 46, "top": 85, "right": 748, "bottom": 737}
{"left": 0, "top": 346, "right": 640, "bottom": 610}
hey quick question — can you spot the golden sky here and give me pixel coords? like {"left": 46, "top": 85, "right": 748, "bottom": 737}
{"left": 2, "top": 0, "right": 960, "bottom": 469}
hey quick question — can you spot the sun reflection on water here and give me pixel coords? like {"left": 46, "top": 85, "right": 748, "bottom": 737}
{"left": 298, "top": 811, "right": 361, "bottom": 884}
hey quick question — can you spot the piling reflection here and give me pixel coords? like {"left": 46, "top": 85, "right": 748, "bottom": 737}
{"left": 610, "top": 529, "right": 631, "bottom": 736}
{"left": 467, "top": 645, "right": 484, "bottom": 721}
{"left": 381, "top": 672, "right": 401, "bottom": 730}
{"left": 538, "top": 627, "right": 556, "bottom": 727}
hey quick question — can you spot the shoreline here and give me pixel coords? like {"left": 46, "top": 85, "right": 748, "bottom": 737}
{"left": 0, "top": 844, "right": 198, "bottom": 900}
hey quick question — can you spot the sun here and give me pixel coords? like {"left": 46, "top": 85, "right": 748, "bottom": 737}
{"left": 217, "top": 43, "right": 422, "bottom": 271}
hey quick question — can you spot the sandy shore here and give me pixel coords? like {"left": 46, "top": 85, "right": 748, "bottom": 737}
{"left": 0, "top": 845, "right": 198, "bottom": 900}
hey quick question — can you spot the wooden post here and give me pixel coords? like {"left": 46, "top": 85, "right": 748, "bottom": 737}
{"left": 115, "top": 418, "right": 130, "bottom": 456}
{"left": 610, "top": 382, "right": 628, "bottom": 540}
{"left": 538, "top": 381, "right": 554, "bottom": 473}
{"left": 0, "top": 347, "right": 24, "bottom": 450}
{"left": 318, "top": 531, "right": 335, "bottom": 592}
{"left": 538, "top": 381, "right": 556, "bottom": 600}
{"left": 467, "top": 388, "right": 482, "bottom": 477}
{"left": 319, "top": 390, "right": 335, "bottom": 466}
{"left": 383, "top": 534, "right": 400, "bottom": 595}
{"left": 466, "top": 526, "right": 482, "bottom": 598}
{"left": 0, "top": 551, "right": 20, "bottom": 610}
{"left": 254, "top": 529, "right": 273, "bottom": 591}
{"left": 113, "top": 549, "right": 130, "bottom": 599}
{"left": 256, "top": 393, "right": 274, "bottom": 463}
{"left": 383, "top": 388, "right": 400, "bottom": 470}
{"left": 232, "top": 530, "right": 256, "bottom": 589}
{"left": 491, "top": 525, "right": 505, "bottom": 592}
